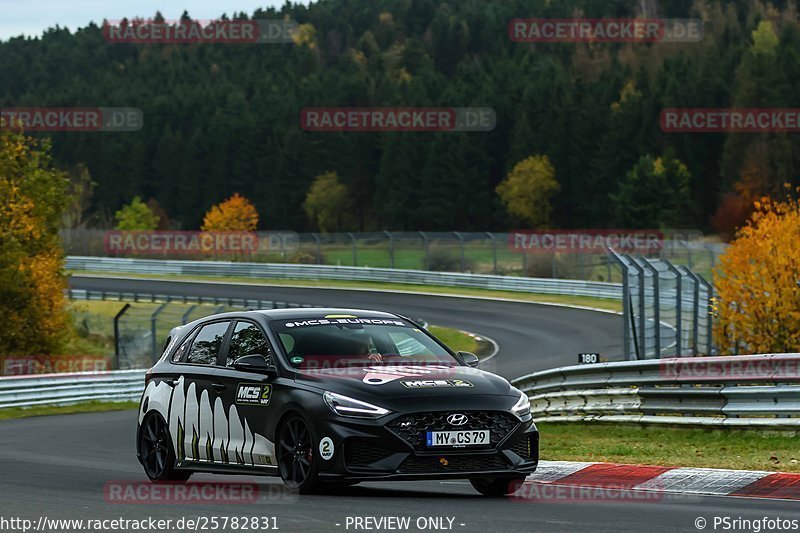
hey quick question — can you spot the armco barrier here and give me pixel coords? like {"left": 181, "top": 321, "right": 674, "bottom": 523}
{"left": 0, "top": 370, "right": 145, "bottom": 408}
{"left": 67, "top": 288, "right": 321, "bottom": 309}
{"left": 511, "top": 354, "right": 800, "bottom": 429}
{"left": 6, "top": 355, "right": 800, "bottom": 429}
{"left": 65, "top": 256, "right": 622, "bottom": 300}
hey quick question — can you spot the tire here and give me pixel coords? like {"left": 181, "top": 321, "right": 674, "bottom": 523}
{"left": 139, "top": 412, "right": 192, "bottom": 483}
{"left": 469, "top": 476, "right": 526, "bottom": 497}
{"left": 277, "top": 415, "right": 322, "bottom": 494}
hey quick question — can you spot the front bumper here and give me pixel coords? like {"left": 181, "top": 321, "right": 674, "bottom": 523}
{"left": 312, "top": 409, "right": 539, "bottom": 481}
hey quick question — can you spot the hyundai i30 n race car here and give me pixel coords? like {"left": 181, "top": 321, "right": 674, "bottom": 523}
{"left": 136, "top": 308, "right": 538, "bottom": 495}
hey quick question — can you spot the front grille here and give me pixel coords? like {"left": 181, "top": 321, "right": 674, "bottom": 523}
{"left": 399, "top": 453, "right": 510, "bottom": 473}
{"left": 345, "top": 438, "right": 396, "bottom": 467}
{"left": 387, "top": 411, "right": 519, "bottom": 450}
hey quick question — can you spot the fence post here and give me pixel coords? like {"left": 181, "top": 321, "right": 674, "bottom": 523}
{"left": 681, "top": 266, "right": 701, "bottom": 355}
{"left": 666, "top": 262, "right": 683, "bottom": 357}
{"left": 643, "top": 260, "right": 661, "bottom": 357}
{"left": 150, "top": 303, "right": 168, "bottom": 360}
{"left": 420, "top": 231, "right": 429, "bottom": 271}
{"left": 706, "top": 244, "right": 716, "bottom": 270}
{"left": 629, "top": 259, "right": 647, "bottom": 358}
{"left": 114, "top": 303, "right": 132, "bottom": 370}
{"left": 181, "top": 304, "right": 197, "bottom": 325}
{"left": 697, "top": 274, "right": 714, "bottom": 355}
{"left": 486, "top": 232, "right": 497, "bottom": 275}
{"left": 607, "top": 249, "right": 631, "bottom": 360}
{"left": 347, "top": 232, "right": 357, "bottom": 266}
{"left": 311, "top": 233, "right": 322, "bottom": 264}
{"left": 385, "top": 231, "right": 394, "bottom": 269}
{"left": 454, "top": 232, "right": 465, "bottom": 272}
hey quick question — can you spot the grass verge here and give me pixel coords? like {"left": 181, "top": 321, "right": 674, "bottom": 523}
{"left": 65, "top": 300, "right": 483, "bottom": 354}
{"left": 68, "top": 271, "right": 621, "bottom": 312}
{"left": 428, "top": 326, "right": 480, "bottom": 354}
{"left": 541, "top": 422, "right": 800, "bottom": 472}
{"left": 0, "top": 401, "right": 139, "bottom": 421}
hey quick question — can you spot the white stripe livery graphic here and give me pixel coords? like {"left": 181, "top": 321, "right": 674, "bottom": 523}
{"left": 140, "top": 376, "right": 275, "bottom": 467}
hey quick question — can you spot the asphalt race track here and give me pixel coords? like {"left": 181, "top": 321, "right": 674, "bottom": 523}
{"left": 1, "top": 276, "right": 796, "bottom": 532}
{"left": 2, "top": 411, "right": 799, "bottom": 533}
{"left": 69, "top": 275, "right": 625, "bottom": 378}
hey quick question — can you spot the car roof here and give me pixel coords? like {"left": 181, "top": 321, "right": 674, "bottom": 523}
{"left": 255, "top": 308, "right": 401, "bottom": 321}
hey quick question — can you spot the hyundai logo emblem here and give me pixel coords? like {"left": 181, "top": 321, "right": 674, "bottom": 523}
{"left": 447, "top": 413, "right": 468, "bottom": 426}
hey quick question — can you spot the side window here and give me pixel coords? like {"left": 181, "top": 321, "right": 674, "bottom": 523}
{"left": 388, "top": 331, "right": 434, "bottom": 357}
{"left": 186, "top": 322, "right": 230, "bottom": 365}
{"left": 227, "top": 322, "right": 271, "bottom": 367}
{"left": 171, "top": 336, "right": 190, "bottom": 363}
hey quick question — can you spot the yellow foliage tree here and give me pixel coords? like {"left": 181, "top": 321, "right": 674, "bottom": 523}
{"left": 291, "top": 23, "right": 318, "bottom": 49}
{"left": 714, "top": 190, "right": 800, "bottom": 353}
{"left": 303, "top": 171, "right": 350, "bottom": 232}
{"left": 0, "top": 128, "right": 71, "bottom": 355}
{"left": 496, "top": 155, "right": 560, "bottom": 228}
{"left": 201, "top": 193, "right": 259, "bottom": 231}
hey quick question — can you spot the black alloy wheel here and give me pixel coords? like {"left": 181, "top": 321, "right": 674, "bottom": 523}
{"left": 277, "top": 415, "right": 321, "bottom": 493}
{"left": 139, "top": 413, "right": 191, "bottom": 482}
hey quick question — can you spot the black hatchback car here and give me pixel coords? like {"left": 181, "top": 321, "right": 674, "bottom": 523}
{"left": 136, "top": 308, "right": 538, "bottom": 495}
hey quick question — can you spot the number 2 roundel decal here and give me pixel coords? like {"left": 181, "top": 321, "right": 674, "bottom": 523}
{"left": 319, "top": 437, "right": 334, "bottom": 460}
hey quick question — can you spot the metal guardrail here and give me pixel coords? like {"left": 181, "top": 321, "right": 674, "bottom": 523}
{"left": 0, "top": 370, "right": 145, "bottom": 408}
{"left": 65, "top": 256, "right": 623, "bottom": 300}
{"left": 6, "top": 355, "right": 800, "bottom": 429}
{"left": 61, "top": 229, "right": 724, "bottom": 279}
{"left": 512, "top": 354, "right": 800, "bottom": 428}
{"left": 67, "top": 288, "right": 320, "bottom": 310}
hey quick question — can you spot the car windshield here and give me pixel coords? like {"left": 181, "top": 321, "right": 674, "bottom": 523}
{"left": 270, "top": 317, "right": 457, "bottom": 367}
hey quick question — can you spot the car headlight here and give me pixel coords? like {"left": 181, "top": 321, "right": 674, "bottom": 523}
{"left": 512, "top": 389, "right": 531, "bottom": 419}
{"left": 323, "top": 391, "right": 391, "bottom": 419}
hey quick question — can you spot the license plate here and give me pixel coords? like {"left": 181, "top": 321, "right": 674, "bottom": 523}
{"left": 426, "top": 430, "right": 490, "bottom": 447}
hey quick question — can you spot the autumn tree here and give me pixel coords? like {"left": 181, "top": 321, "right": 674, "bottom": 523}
{"left": 115, "top": 196, "right": 159, "bottom": 230}
{"left": 496, "top": 155, "right": 559, "bottom": 228}
{"left": 714, "top": 190, "right": 800, "bottom": 353}
{"left": 0, "top": 128, "right": 71, "bottom": 355}
{"left": 303, "top": 171, "right": 350, "bottom": 232}
{"left": 201, "top": 193, "right": 259, "bottom": 231}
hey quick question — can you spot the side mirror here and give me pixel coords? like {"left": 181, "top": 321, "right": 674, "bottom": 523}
{"left": 457, "top": 351, "right": 480, "bottom": 368}
{"left": 233, "top": 354, "right": 278, "bottom": 378}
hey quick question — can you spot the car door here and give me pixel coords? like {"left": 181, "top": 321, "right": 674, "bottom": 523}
{"left": 173, "top": 320, "right": 232, "bottom": 464}
{"left": 216, "top": 319, "right": 278, "bottom": 468}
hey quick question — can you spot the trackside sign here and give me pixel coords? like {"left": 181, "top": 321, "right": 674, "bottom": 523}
{"left": 509, "top": 230, "right": 664, "bottom": 254}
